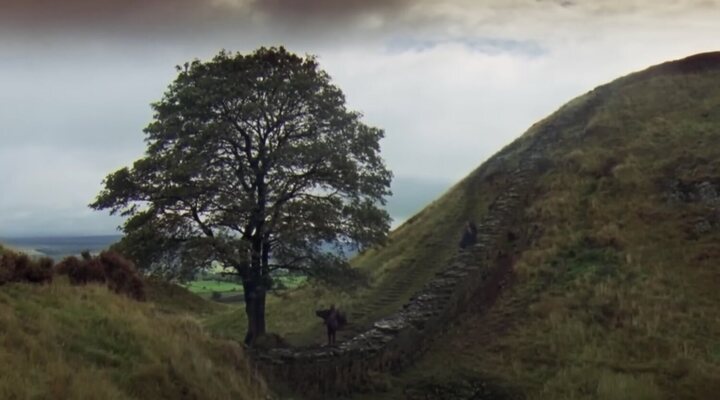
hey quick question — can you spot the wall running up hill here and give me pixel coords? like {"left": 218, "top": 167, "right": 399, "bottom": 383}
{"left": 254, "top": 146, "right": 555, "bottom": 397}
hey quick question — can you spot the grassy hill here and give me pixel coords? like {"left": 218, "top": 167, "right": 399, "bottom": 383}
{"left": 0, "top": 249, "right": 267, "bottom": 400}
{"left": 343, "top": 52, "right": 720, "bottom": 399}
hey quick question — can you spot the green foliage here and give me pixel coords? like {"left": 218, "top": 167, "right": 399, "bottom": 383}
{"left": 91, "top": 46, "right": 392, "bottom": 279}
{"left": 91, "top": 46, "right": 392, "bottom": 342}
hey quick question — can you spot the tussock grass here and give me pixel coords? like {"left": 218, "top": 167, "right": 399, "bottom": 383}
{"left": 0, "top": 278, "right": 266, "bottom": 399}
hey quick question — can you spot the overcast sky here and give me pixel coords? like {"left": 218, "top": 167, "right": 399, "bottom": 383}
{"left": 1, "top": 0, "right": 720, "bottom": 237}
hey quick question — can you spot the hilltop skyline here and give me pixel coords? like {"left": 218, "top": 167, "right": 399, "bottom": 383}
{"left": 2, "top": 0, "right": 720, "bottom": 235}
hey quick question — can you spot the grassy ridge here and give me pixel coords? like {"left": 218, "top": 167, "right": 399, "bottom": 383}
{"left": 354, "top": 53, "right": 720, "bottom": 399}
{"left": 0, "top": 276, "right": 266, "bottom": 399}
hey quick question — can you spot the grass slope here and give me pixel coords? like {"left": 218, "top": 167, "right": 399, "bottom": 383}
{"left": 0, "top": 277, "right": 266, "bottom": 399}
{"left": 346, "top": 52, "right": 720, "bottom": 399}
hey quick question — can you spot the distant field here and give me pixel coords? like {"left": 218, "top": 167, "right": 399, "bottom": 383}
{"left": 184, "top": 276, "right": 308, "bottom": 299}
{"left": 184, "top": 280, "right": 244, "bottom": 294}
{"left": 0, "top": 235, "right": 121, "bottom": 260}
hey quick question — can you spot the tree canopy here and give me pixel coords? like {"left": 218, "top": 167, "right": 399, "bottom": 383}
{"left": 91, "top": 47, "right": 392, "bottom": 343}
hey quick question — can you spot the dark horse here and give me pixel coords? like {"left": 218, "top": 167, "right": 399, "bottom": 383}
{"left": 316, "top": 305, "right": 347, "bottom": 345}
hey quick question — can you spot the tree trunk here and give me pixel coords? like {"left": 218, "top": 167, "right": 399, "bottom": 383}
{"left": 256, "top": 287, "right": 266, "bottom": 337}
{"left": 245, "top": 169, "right": 269, "bottom": 346}
{"left": 244, "top": 231, "right": 268, "bottom": 346}
{"left": 243, "top": 279, "right": 267, "bottom": 345}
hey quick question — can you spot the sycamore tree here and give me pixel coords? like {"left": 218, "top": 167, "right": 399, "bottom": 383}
{"left": 91, "top": 47, "right": 392, "bottom": 345}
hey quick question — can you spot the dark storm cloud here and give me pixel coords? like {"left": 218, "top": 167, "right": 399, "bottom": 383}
{"left": 0, "top": 0, "right": 258, "bottom": 40}
{"left": 0, "top": 0, "right": 410, "bottom": 37}
{"left": 0, "top": 0, "right": 195, "bottom": 27}
{"left": 255, "top": 0, "right": 408, "bottom": 18}
{"left": 2, "top": 0, "right": 719, "bottom": 35}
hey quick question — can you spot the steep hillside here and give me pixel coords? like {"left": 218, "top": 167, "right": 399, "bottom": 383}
{"left": 0, "top": 274, "right": 266, "bottom": 399}
{"left": 348, "top": 52, "right": 720, "bottom": 399}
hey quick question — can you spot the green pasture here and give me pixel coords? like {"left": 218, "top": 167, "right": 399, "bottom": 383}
{"left": 183, "top": 275, "right": 308, "bottom": 297}
{"left": 183, "top": 280, "right": 243, "bottom": 295}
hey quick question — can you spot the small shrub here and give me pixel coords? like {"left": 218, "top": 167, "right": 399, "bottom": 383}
{"left": 0, "top": 252, "right": 19, "bottom": 284}
{"left": 83, "top": 258, "right": 108, "bottom": 284}
{"left": 0, "top": 248, "right": 143, "bottom": 301}
{"left": 13, "top": 253, "right": 30, "bottom": 281}
{"left": 54, "top": 256, "right": 76, "bottom": 275}
{"left": 25, "top": 257, "right": 54, "bottom": 284}
{"left": 56, "top": 256, "right": 107, "bottom": 285}
{"left": 99, "top": 251, "right": 145, "bottom": 301}
{"left": 0, "top": 251, "right": 53, "bottom": 285}
{"left": 55, "top": 251, "right": 145, "bottom": 301}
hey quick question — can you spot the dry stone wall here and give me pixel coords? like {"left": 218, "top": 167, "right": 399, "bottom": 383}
{"left": 253, "top": 156, "right": 541, "bottom": 397}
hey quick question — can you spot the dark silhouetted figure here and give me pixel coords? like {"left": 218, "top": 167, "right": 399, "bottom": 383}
{"left": 459, "top": 221, "right": 478, "bottom": 249}
{"left": 316, "top": 305, "right": 346, "bottom": 345}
